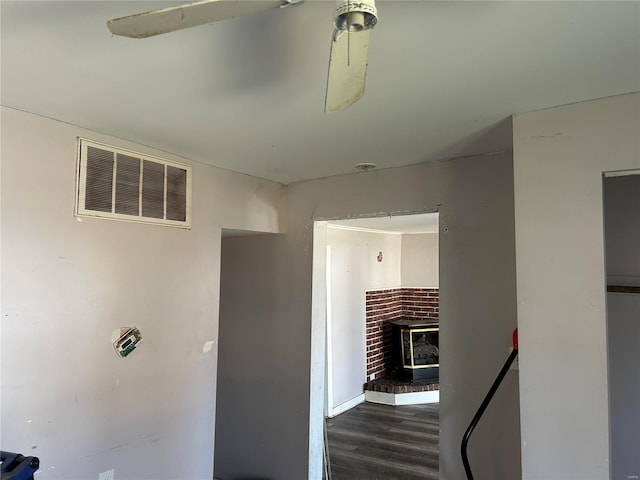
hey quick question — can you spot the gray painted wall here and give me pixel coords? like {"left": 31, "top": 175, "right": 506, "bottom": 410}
{"left": 214, "top": 152, "right": 521, "bottom": 479}
{"left": 604, "top": 174, "right": 640, "bottom": 480}
{"left": 297, "top": 154, "right": 521, "bottom": 480}
{"left": 401, "top": 233, "right": 439, "bottom": 287}
{"left": 1, "top": 107, "right": 283, "bottom": 480}
{"left": 215, "top": 234, "right": 308, "bottom": 480}
{"left": 606, "top": 293, "right": 640, "bottom": 480}
{"left": 513, "top": 92, "right": 640, "bottom": 480}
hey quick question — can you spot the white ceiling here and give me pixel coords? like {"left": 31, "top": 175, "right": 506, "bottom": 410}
{"left": 328, "top": 212, "right": 439, "bottom": 233}
{"left": 2, "top": 1, "right": 639, "bottom": 185}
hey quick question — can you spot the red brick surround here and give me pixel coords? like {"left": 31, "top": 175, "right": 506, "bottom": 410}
{"left": 365, "top": 287, "right": 439, "bottom": 379}
{"left": 364, "top": 377, "right": 440, "bottom": 394}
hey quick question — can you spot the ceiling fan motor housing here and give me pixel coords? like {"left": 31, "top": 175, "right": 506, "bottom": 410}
{"left": 335, "top": 0, "right": 378, "bottom": 32}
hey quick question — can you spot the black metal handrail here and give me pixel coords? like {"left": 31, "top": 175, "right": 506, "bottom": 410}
{"left": 461, "top": 328, "right": 518, "bottom": 480}
{"left": 1, "top": 451, "right": 40, "bottom": 480}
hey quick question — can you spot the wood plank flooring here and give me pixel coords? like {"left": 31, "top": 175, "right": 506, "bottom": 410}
{"left": 325, "top": 402, "right": 439, "bottom": 480}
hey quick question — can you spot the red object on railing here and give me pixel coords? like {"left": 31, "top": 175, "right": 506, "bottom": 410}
{"left": 512, "top": 328, "right": 518, "bottom": 351}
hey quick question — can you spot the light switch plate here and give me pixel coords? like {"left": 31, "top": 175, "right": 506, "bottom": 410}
{"left": 99, "top": 469, "right": 114, "bottom": 480}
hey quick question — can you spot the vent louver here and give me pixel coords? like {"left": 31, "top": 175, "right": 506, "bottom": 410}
{"left": 76, "top": 139, "right": 191, "bottom": 228}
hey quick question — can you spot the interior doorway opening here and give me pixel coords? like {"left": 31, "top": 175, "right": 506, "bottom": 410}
{"left": 311, "top": 212, "right": 440, "bottom": 479}
{"left": 603, "top": 170, "right": 640, "bottom": 480}
{"left": 215, "top": 228, "right": 282, "bottom": 480}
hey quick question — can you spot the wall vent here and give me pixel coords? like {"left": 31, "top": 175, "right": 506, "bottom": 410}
{"left": 76, "top": 139, "right": 192, "bottom": 228}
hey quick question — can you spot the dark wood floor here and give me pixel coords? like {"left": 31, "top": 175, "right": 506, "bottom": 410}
{"left": 325, "top": 402, "right": 439, "bottom": 480}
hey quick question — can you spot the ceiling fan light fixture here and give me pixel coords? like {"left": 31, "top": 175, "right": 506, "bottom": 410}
{"left": 335, "top": 0, "right": 378, "bottom": 32}
{"left": 346, "top": 12, "right": 365, "bottom": 31}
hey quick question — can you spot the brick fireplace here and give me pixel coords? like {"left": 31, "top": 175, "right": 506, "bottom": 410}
{"left": 365, "top": 287, "right": 439, "bottom": 380}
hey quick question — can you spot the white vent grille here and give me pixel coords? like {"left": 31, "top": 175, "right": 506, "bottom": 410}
{"left": 76, "top": 139, "right": 191, "bottom": 228}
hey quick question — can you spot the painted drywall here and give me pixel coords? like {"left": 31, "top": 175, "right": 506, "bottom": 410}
{"left": 0, "top": 107, "right": 283, "bottom": 480}
{"left": 604, "top": 174, "right": 640, "bottom": 480}
{"left": 304, "top": 156, "right": 520, "bottom": 480}
{"left": 513, "top": 93, "right": 640, "bottom": 480}
{"left": 326, "top": 227, "right": 401, "bottom": 411}
{"left": 401, "top": 233, "right": 439, "bottom": 287}
{"left": 213, "top": 152, "right": 520, "bottom": 480}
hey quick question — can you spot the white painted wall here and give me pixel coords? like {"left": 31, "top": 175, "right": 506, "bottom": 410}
{"left": 603, "top": 174, "right": 640, "bottom": 480}
{"left": 401, "top": 233, "right": 439, "bottom": 287}
{"left": 326, "top": 227, "right": 401, "bottom": 411}
{"left": 513, "top": 92, "right": 640, "bottom": 480}
{"left": 0, "top": 107, "right": 283, "bottom": 480}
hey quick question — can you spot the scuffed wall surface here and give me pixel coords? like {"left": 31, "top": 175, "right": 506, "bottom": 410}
{"left": 0, "top": 107, "right": 283, "bottom": 480}
{"left": 208, "top": 152, "right": 520, "bottom": 480}
{"left": 513, "top": 92, "right": 640, "bottom": 480}
{"left": 289, "top": 152, "right": 520, "bottom": 480}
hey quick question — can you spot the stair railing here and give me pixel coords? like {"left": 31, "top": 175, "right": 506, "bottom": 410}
{"left": 460, "top": 328, "right": 519, "bottom": 480}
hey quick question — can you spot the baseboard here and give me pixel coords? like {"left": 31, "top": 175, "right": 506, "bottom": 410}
{"left": 364, "top": 389, "right": 439, "bottom": 406}
{"left": 328, "top": 393, "right": 366, "bottom": 417}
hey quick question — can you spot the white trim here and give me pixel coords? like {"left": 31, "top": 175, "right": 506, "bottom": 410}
{"left": 604, "top": 169, "right": 640, "bottom": 178}
{"left": 361, "top": 288, "right": 367, "bottom": 400}
{"left": 364, "top": 286, "right": 403, "bottom": 293}
{"left": 308, "top": 221, "right": 328, "bottom": 480}
{"left": 325, "top": 245, "right": 333, "bottom": 415}
{"left": 75, "top": 137, "right": 89, "bottom": 217}
{"left": 328, "top": 394, "right": 365, "bottom": 418}
{"left": 400, "top": 285, "right": 440, "bottom": 289}
{"left": 364, "top": 389, "right": 439, "bottom": 406}
{"left": 326, "top": 224, "right": 404, "bottom": 235}
{"left": 364, "top": 286, "right": 439, "bottom": 293}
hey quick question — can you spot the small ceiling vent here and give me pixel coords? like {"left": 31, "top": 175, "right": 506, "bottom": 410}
{"left": 76, "top": 139, "right": 191, "bottom": 228}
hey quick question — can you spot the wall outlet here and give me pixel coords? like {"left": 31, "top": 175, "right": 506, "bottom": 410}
{"left": 99, "top": 469, "right": 114, "bottom": 480}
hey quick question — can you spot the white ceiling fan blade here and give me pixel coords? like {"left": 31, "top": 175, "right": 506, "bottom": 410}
{"left": 107, "top": 0, "right": 286, "bottom": 38}
{"left": 325, "top": 30, "right": 370, "bottom": 113}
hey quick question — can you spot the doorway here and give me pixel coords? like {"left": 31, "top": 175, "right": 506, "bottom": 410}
{"left": 311, "top": 212, "right": 440, "bottom": 478}
{"left": 603, "top": 171, "right": 640, "bottom": 480}
{"left": 214, "top": 229, "right": 283, "bottom": 479}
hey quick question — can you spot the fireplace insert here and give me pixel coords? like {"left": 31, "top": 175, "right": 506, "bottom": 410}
{"left": 391, "top": 319, "right": 439, "bottom": 382}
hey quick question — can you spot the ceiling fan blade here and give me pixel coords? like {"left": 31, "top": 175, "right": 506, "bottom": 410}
{"left": 325, "top": 30, "right": 371, "bottom": 113}
{"left": 107, "top": 0, "right": 286, "bottom": 38}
